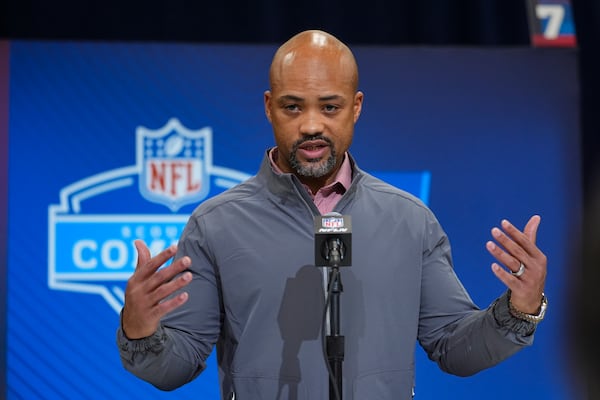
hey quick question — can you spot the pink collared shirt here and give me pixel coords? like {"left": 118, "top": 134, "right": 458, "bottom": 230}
{"left": 269, "top": 148, "right": 352, "bottom": 214}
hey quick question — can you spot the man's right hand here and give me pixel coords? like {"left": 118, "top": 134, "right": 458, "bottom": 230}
{"left": 121, "top": 239, "right": 192, "bottom": 339}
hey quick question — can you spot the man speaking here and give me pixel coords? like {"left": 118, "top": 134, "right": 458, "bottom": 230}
{"left": 117, "top": 30, "right": 548, "bottom": 399}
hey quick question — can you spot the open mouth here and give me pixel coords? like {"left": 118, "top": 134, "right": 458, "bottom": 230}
{"left": 297, "top": 140, "right": 330, "bottom": 159}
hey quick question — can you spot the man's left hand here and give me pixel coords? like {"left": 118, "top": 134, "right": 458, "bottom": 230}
{"left": 486, "top": 215, "right": 547, "bottom": 314}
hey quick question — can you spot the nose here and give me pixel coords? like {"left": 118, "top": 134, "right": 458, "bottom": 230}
{"left": 299, "top": 110, "right": 325, "bottom": 136}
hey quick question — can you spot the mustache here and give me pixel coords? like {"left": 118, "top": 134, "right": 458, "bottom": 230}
{"left": 292, "top": 135, "right": 333, "bottom": 149}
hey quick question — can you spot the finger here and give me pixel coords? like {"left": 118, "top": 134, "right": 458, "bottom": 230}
{"left": 145, "top": 256, "right": 192, "bottom": 294}
{"left": 490, "top": 226, "right": 530, "bottom": 268}
{"left": 156, "top": 291, "right": 190, "bottom": 319}
{"left": 134, "top": 242, "right": 178, "bottom": 279}
{"left": 491, "top": 262, "right": 521, "bottom": 290}
{"left": 134, "top": 239, "right": 151, "bottom": 269}
{"left": 523, "top": 215, "right": 541, "bottom": 244}
{"left": 486, "top": 240, "right": 521, "bottom": 273}
{"left": 498, "top": 219, "right": 541, "bottom": 259}
{"left": 150, "top": 270, "right": 193, "bottom": 306}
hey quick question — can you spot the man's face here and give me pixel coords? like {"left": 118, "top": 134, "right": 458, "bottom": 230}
{"left": 264, "top": 51, "right": 363, "bottom": 182}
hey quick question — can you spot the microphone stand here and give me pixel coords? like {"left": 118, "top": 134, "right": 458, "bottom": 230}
{"left": 327, "top": 258, "right": 344, "bottom": 399}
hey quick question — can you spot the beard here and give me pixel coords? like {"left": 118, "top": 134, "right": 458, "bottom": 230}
{"left": 289, "top": 136, "right": 337, "bottom": 178}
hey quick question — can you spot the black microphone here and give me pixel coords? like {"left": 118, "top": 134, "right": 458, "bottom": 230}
{"left": 314, "top": 213, "right": 352, "bottom": 267}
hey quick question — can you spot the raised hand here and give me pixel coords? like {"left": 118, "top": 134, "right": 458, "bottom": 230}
{"left": 121, "top": 240, "right": 192, "bottom": 339}
{"left": 486, "top": 215, "right": 547, "bottom": 314}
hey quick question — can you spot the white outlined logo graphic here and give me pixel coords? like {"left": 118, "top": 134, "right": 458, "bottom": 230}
{"left": 48, "top": 118, "right": 251, "bottom": 313}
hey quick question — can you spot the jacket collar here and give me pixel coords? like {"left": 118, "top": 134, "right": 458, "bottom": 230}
{"left": 257, "top": 148, "right": 364, "bottom": 212}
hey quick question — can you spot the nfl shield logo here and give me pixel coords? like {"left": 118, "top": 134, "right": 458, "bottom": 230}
{"left": 322, "top": 216, "right": 344, "bottom": 228}
{"left": 136, "top": 118, "right": 212, "bottom": 211}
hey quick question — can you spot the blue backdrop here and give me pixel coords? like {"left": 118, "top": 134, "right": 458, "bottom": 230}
{"left": 3, "top": 41, "right": 580, "bottom": 399}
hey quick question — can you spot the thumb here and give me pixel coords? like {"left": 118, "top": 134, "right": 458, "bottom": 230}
{"left": 523, "top": 215, "right": 541, "bottom": 244}
{"left": 134, "top": 239, "right": 151, "bottom": 269}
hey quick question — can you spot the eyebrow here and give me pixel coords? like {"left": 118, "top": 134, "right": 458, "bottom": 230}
{"left": 319, "top": 95, "right": 344, "bottom": 102}
{"left": 277, "top": 95, "right": 304, "bottom": 103}
{"left": 277, "top": 94, "right": 345, "bottom": 103}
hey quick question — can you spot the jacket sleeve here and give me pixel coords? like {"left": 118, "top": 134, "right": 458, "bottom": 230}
{"left": 417, "top": 210, "right": 536, "bottom": 377}
{"left": 116, "top": 215, "right": 222, "bottom": 390}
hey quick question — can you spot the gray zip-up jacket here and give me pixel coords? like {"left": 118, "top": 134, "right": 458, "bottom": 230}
{"left": 117, "top": 152, "right": 536, "bottom": 399}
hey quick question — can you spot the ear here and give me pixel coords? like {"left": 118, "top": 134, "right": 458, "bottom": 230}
{"left": 353, "top": 91, "right": 364, "bottom": 123}
{"left": 264, "top": 90, "right": 273, "bottom": 123}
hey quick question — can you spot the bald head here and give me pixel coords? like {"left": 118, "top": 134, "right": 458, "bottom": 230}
{"left": 269, "top": 30, "right": 359, "bottom": 92}
{"left": 263, "top": 30, "right": 363, "bottom": 192}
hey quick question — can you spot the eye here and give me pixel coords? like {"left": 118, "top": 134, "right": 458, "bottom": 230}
{"left": 323, "top": 104, "right": 339, "bottom": 113}
{"left": 284, "top": 104, "right": 300, "bottom": 113}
